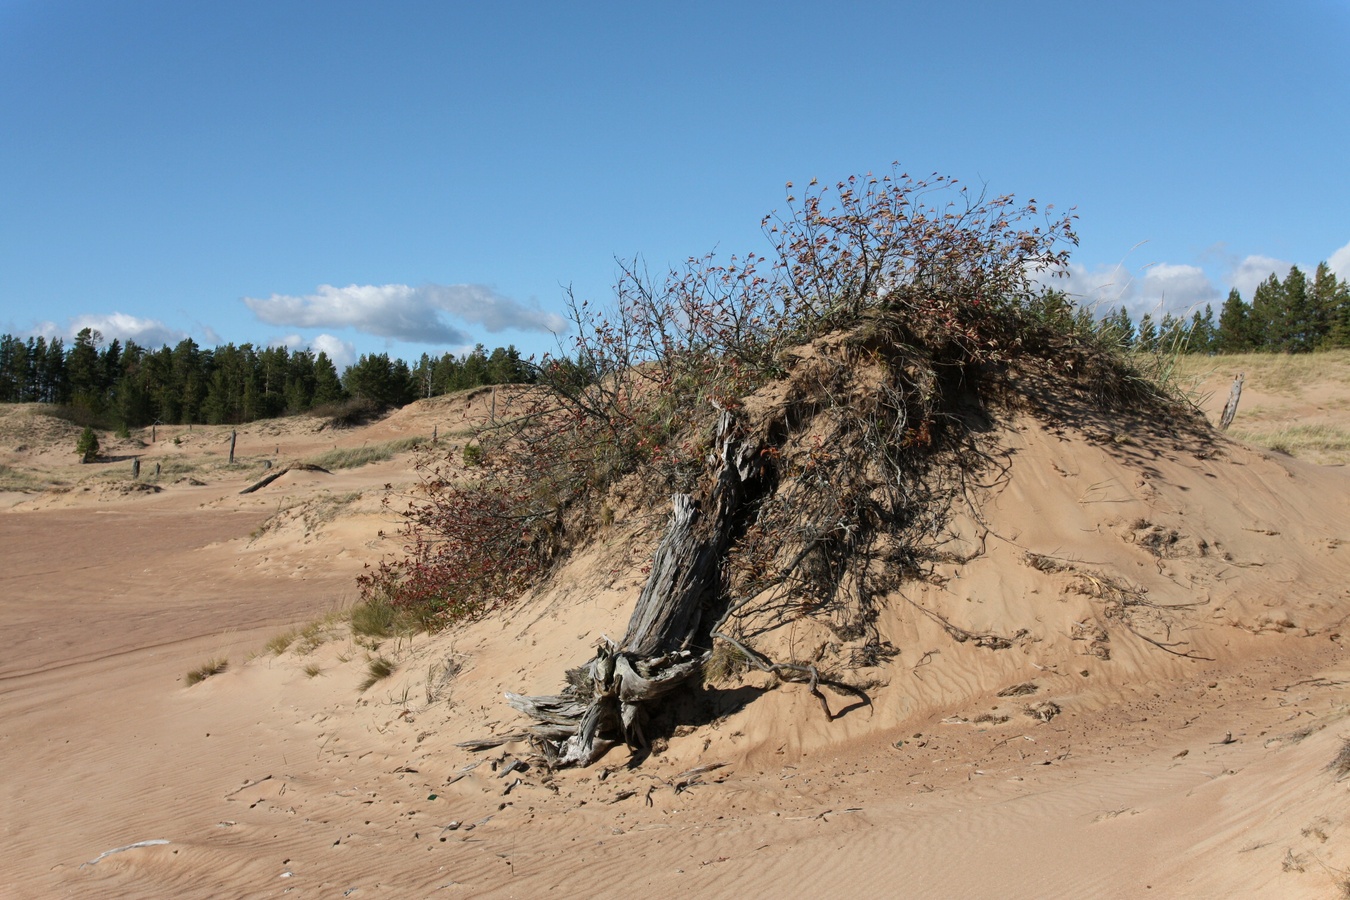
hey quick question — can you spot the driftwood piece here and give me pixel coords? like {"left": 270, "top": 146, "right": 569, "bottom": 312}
{"left": 491, "top": 411, "right": 764, "bottom": 767}
{"left": 1219, "top": 373, "right": 1243, "bottom": 431}
{"left": 239, "top": 463, "right": 333, "bottom": 494}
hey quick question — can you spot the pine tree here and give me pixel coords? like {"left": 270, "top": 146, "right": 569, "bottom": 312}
{"left": 1187, "top": 306, "right": 1217, "bottom": 354}
{"left": 1251, "top": 274, "right": 1287, "bottom": 351}
{"left": 1282, "top": 266, "right": 1312, "bottom": 352}
{"left": 1216, "top": 289, "right": 1252, "bottom": 352}
{"left": 312, "top": 352, "right": 344, "bottom": 405}
{"left": 1135, "top": 313, "right": 1158, "bottom": 352}
{"left": 67, "top": 328, "right": 103, "bottom": 410}
{"left": 1311, "top": 262, "right": 1350, "bottom": 349}
{"left": 76, "top": 426, "right": 100, "bottom": 463}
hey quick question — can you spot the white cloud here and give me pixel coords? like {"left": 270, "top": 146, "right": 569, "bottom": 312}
{"left": 312, "top": 334, "right": 356, "bottom": 370}
{"left": 270, "top": 333, "right": 357, "bottom": 370}
{"left": 31, "top": 312, "right": 189, "bottom": 348}
{"left": 243, "top": 283, "right": 568, "bottom": 344}
{"left": 1057, "top": 261, "right": 1221, "bottom": 320}
{"left": 1138, "top": 263, "right": 1219, "bottom": 311}
{"left": 1229, "top": 255, "right": 1293, "bottom": 300}
{"left": 1329, "top": 240, "right": 1350, "bottom": 281}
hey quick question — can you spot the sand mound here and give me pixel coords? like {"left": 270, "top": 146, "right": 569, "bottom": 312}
{"left": 3, "top": 375, "right": 1349, "bottom": 897}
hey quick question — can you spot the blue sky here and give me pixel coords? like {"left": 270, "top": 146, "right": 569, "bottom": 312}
{"left": 2, "top": 1, "right": 1348, "bottom": 369}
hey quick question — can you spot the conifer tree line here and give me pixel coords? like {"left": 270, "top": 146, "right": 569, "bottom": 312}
{"left": 1101, "top": 261, "right": 1350, "bottom": 354}
{"left": 0, "top": 327, "right": 534, "bottom": 427}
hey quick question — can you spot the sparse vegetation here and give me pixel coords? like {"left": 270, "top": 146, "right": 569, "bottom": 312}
{"left": 358, "top": 655, "right": 396, "bottom": 691}
{"left": 185, "top": 657, "right": 228, "bottom": 685}
{"left": 348, "top": 592, "right": 420, "bottom": 638}
{"left": 1331, "top": 738, "right": 1350, "bottom": 779}
{"left": 304, "top": 436, "right": 424, "bottom": 470}
{"left": 1232, "top": 423, "right": 1350, "bottom": 463}
{"left": 704, "top": 641, "right": 750, "bottom": 684}
{"left": 264, "top": 629, "right": 298, "bottom": 656}
{"left": 311, "top": 396, "right": 383, "bottom": 429}
{"left": 303, "top": 662, "right": 322, "bottom": 678}
{"left": 348, "top": 167, "right": 1230, "bottom": 769}
{"left": 0, "top": 464, "right": 44, "bottom": 491}
{"left": 363, "top": 166, "right": 1197, "bottom": 656}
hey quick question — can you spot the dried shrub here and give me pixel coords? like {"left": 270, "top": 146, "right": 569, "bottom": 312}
{"left": 366, "top": 164, "right": 1196, "bottom": 650}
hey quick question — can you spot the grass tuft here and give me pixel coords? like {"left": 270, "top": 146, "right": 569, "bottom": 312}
{"left": 303, "top": 662, "right": 322, "bottom": 678}
{"left": 265, "top": 629, "right": 298, "bottom": 656}
{"left": 358, "top": 655, "right": 396, "bottom": 692}
{"left": 348, "top": 592, "right": 419, "bottom": 639}
{"left": 1331, "top": 739, "right": 1350, "bottom": 779}
{"left": 185, "top": 657, "right": 229, "bottom": 685}
{"left": 704, "top": 641, "right": 749, "bottom": 683}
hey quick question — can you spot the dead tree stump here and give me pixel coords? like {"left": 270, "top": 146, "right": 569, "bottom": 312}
{"left": 499, "top": 411, "right": 764, "bottom": 767}
{"left": 1219, "top": 373, "right": 1243, "bottom": 431}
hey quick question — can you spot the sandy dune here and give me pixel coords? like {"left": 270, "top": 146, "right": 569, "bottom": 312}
{"left": 2, "top": 372, "right": 1348, "bottom": 898}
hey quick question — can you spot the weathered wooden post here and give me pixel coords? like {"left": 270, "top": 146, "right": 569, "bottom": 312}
{"left": 229, "top": 429, "right": 237, "bottom": 464}
{"left": 131, "top": 458, "right": 140, "bottom": 480}
{"left": 432, "top": 425, "right": 438, "bottom": 445}
{"left": 1220, "top": 373, "right": 1244, "bottom": 431}
{"left": 154, "top": 462, "right": 161, "bottom": 480}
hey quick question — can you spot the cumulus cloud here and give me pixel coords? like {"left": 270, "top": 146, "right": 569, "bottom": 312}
{"left": 1229, "top": 255, "right": 1293, "bottom": 300}
{"left": 1053, "top": 242, "right": 1348, "bottom": 323}
{"left": 243, "top": 283, "right": 568, "bottom": 345}
{"left": 31, "top": 312, "right": 190, "bottom": 348}
{"left": 271, "top": 333, "right": 357, "bottom": 370}
{"left": 1138, "top": 263, "right": 1218, "bottom": 310}
{"left": 1056, "top": 261, "right": 1222, "bottom": 321}
{"left": 1329, "top": 240, "right": 1350, "bottom": 281}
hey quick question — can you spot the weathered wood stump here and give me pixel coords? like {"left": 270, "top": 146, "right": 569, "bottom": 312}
{"left": 496, "top": 411, "right": 763, "bottom": 767}
{"left": 1219, "top": 373, "right": 1243, "bottom": 431}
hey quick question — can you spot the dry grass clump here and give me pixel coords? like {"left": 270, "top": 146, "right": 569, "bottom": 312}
{"left": 0, "top": 464, "right": 44, "bottom": 492}
{"left": 304, "top": 437, "right": 424, "bottom": 471}
{"left": 704, "top": 641, "right": 750, "bottom": 684}
{"left": 1229, "top": 422, "right": 1350, "bottom": 464}
{"left": 264, "top": 629, "right": 298, "bottom": 656}
{"left": 302, "top": 662, "right": 323, "bottom": 678}
{"left": 185, "top": 657, "right": 229, "bottom": 685}
{"left": 1330, "top": 739, "right": 1350, "bottom": 779}
{"left": 294, "top": 613, "right": 344, "bottom": 653}
{"left": 358, "top": 655, "right": 396, "bottom": 692}
{"left": 348, "top": 592, "right": 421, "bottom": 640}
{"left": 1174, "top": 349, "right": 1350, "bottom": 396}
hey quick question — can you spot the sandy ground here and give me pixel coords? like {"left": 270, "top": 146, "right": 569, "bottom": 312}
{"left": 2, "top": 372, "right": 1349, "bottom": 899}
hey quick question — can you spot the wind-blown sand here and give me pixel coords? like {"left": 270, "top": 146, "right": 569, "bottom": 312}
{"left": 2, "top": 369, "right": 1348, "bottom": 898}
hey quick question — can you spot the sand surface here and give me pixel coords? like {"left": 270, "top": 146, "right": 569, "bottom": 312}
{"left": 2, "top": 373, "right": 1348, "bottom": 898}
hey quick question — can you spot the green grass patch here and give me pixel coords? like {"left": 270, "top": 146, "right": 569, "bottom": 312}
{"left": 185, "top": 657, "right": 229, "bottom": 685}
{"left": 303, "top": 436, "right": 426, "bottom": 470}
